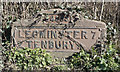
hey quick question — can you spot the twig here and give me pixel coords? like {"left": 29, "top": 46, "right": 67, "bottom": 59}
{"left": 100, "top": 0, "right": 104, "bottom": 21}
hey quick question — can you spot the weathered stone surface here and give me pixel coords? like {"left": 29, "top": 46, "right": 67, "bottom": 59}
{"left": 11, "top": 9, "right": 106, "bottom": 59}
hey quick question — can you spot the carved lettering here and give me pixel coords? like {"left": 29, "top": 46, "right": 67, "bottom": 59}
{"left": 51, "top": 30, "right": 57, "bottom": 39}
{"left": 91, "top": 31, "right": 96, "bottom": 39}
{"left": 25, "top": 30, "right": 31, "bottom": 38}
{"left": 32, "top": 30, "right": 38, "bottom": 38}
{"left": 69, "top": 41, "right": 73, "bottom": 49}
{"left": 14, "top": 27, "right": 101, "bottom": 51}
{"left": 39, "top": 31, "right": 46, "bottom": 38}
{"left": 41, "top": 41, "right": 47, "bottom": 49}
{"left": 26, "top": 41, "right": 32, "bottom": 48}
{"left": 55, "top": 41, "right": 61, "bottom": 49}
{"left": 47, "top": 31, "right": 50, "bottom": 38}
{"left": 58, "top": 31, "right": 64, "bottom": 39}
{"left": 63, "top": 41, "right": 68, "bottom": 49}
{"left": 73, "top": 31, "right": 80, "bottom": 39}
{"left": 81, "top": 31, "right": 88, "bottom": 39}
{"left": 65, "top": 31, "right": 72, "bottom": 37}
{"left": 49, "top": 41, "right": 54, "bottom": 49}
{"left": 18, "top": 30, "right": 24, "bottom": 38}
{"left": 34, "top": 40, "right": 40, "bottom": 48}
{"left": 17, "top": 41, "right": 23, "bottom": 48}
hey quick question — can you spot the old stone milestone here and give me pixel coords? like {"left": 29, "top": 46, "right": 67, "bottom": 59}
{"left": 12, "top": 9, "right": 106, "bottom": 59}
